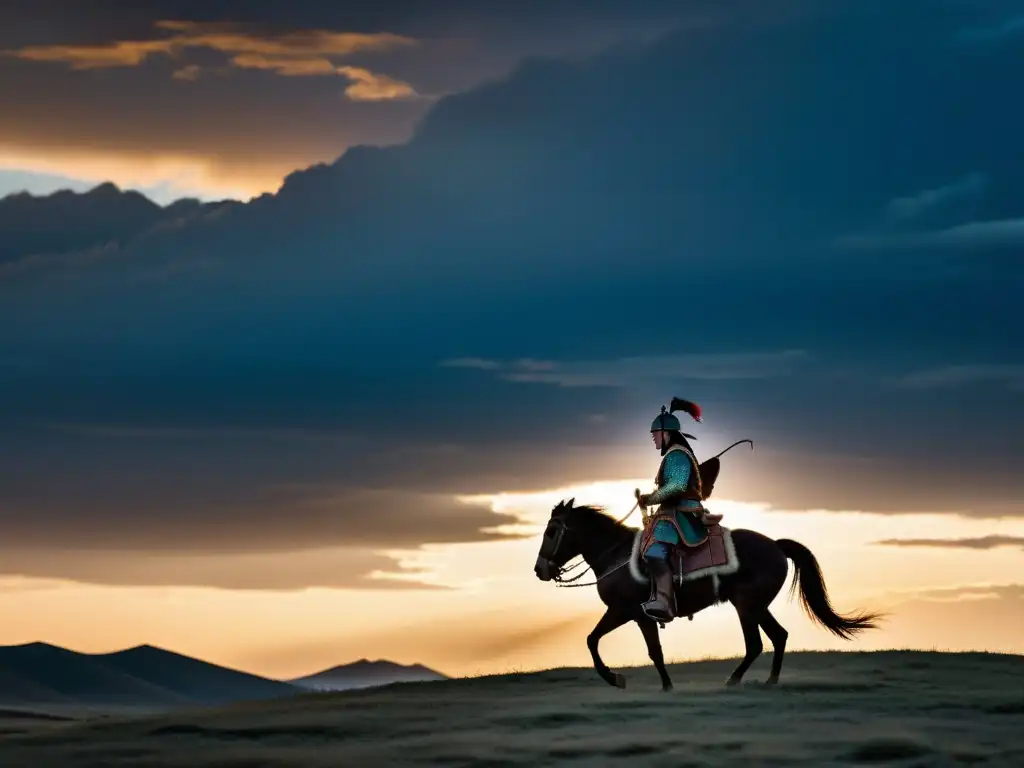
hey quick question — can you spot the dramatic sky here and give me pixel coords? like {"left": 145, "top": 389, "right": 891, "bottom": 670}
{"left": 0, "top": 0, "right": 683, "bottom": 202}
{"left": 1, "top": 0, "right": 1023, "bottom": 678}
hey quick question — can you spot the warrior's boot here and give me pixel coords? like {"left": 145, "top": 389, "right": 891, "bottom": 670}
{"left": 642, "top": 557, "right": 676, "bottom": 622}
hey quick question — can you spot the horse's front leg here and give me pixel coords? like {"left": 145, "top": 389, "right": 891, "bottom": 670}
{"left": 587, "top": 606, "right": 630, "bottom": 688}
{"left": 636, "top": 616, "right": 673, "bottom": 691}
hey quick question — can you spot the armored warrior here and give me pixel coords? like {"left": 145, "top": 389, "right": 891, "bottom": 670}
{"left": 637, "top": 398, "right": 709, "bottom": 623}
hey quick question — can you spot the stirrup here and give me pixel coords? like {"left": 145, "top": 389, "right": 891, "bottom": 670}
{"left": 643, "top": 608, "right": 674, "bottom": 624}
{"left": 642, "top": 600, "right": 675, "bottom": 623}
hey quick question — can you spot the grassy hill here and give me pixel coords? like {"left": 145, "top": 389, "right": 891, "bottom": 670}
{"left": 0, "top": 651, "right": 1021, "bottom": 766}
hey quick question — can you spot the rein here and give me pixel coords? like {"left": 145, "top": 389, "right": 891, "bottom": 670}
{"left": 553, "top": 555, "right": 632, "bottom": 588}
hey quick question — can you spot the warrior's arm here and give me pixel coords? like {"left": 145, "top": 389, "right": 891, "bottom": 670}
{"left": 645, "top": 451, "right": 691, "bottom": 505}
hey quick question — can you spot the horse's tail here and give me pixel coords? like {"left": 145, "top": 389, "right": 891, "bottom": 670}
{"left": 776, "top": 538, "right": 883, "bottom": 640}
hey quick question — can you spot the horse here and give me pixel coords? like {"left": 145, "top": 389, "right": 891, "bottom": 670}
{"left": 533, "top": 498, "right": 882, "bottom": 691}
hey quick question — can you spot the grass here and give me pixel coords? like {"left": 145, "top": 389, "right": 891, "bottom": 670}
{"left": 0, "top": 651, "right": 1021, "bottom": 766}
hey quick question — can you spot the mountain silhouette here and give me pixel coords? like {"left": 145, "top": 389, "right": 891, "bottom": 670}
{"left": 288, "top": 658, "right": 448, "bottom": 691}
{"left": 95, "top": 644, "right": 304, "bottom": 705}
{"left": 0, "top": 642, "right": 448, "bottom": 714}
{"left": 0, "top": 642, "right": 297, "bottom": 713}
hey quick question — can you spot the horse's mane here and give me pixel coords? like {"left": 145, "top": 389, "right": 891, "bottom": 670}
{"left": 569, "top": 504, "right": 639, "bottom": 539}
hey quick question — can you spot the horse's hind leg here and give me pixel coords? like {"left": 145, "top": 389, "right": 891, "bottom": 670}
{"left": 725, "top": 612, "right": 763, "bottom": 686}
{"left": 587, "top": 606, "right": 630, "bottom": 689}
{"left": 759, "top": 609, "right": 788, "bottom": 684}
{"left": 636, "top": 617, "right": 673, "bottom": 692}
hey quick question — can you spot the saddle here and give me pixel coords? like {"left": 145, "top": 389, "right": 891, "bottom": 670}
{"left": 670, "top": 522, "right": 736, "bottom": 584}
{"left": 637, "top": 451, "right": 737, "bottom": 586}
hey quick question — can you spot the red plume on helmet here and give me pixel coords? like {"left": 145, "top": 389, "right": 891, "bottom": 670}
{"left": 669, "top": 397, "right": 702, "bottom": 423}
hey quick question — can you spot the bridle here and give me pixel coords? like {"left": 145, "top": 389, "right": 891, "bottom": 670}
{"left": 538, "top": 502, "right": 639, "bottom": 588}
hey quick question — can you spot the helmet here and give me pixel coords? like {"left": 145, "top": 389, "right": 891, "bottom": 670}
{"left": 651, "top": 399, "right": 703, "bottom": 456}
{"left": 650, "top": 398, "right": 703, "bottom": 433}
{"left": 650, "top": 406, "right": 681, "bottom": 433}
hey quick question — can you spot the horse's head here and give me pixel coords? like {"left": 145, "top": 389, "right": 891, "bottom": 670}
{"left": 534, "top": 497, "right": 582, "bottom": 582}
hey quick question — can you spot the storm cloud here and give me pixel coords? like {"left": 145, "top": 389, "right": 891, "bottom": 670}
{"left": 0, "top": 547, "right": 451, "bottom": 591}
{"left": 1, "top": 0, "right": 1022, "bottom": 588}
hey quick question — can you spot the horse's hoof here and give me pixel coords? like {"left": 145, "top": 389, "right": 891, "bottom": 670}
{"left": 614, "top": 673, "right": 627, "bottom": 689}
{"left": 766, "top": 675, "right": 779, "bottom": 686}
{"left": 725, "top": 676, "right": 741, "bottom": 687}
{"left": 661, "top": 684, "right": 673, "bottom": 693}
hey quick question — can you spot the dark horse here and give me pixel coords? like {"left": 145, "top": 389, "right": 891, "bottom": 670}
{"left": 534, "top": 499, "right": 881, "bottom": 691}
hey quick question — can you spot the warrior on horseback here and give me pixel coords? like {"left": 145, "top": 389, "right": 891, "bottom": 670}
{"left": 533, "top": 398, "right": 881, "bottom": 690}
{"left": 637, "top": 397, "right": 710, "bottom": 623}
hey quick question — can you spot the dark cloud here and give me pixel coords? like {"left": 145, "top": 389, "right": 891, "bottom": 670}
{"left": 835, "top": 218, "right": 1024, "bottom": 253}
{"left": 442, "top": 351, "right": 811, "bottom": 388}
{"left": 956, "top": 15, "right": 1024, "bottom": 45}
{"left": 0, "top": 548, "right": 449, "bottom": 591}
{"left": 0, "top": 437, "right": 525, "bottom": 553}
{"left": 0, "top": 182, "right": 233, "bottom": 266}
{"left": 884, "top": 173, "right": 988, "bottom": 223}
{"left": 1, "top": 0, "right": 1024, "bottom": 589}
{"left": 893, "top": 365, "right": 1024, "bottom": 391}
{"left": 0, "top": 422, "right": 528, "bottom": 587}
{"left": 874, "top": 536, "right": 1024, "bottom": 551}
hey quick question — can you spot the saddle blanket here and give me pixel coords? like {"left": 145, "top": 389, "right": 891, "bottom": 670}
{"left": 629, "top": 523, "right": 740, "bottom": 587}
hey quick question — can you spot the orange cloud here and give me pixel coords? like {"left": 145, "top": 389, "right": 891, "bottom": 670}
{"left": 171, "top": 64, "right": 202, "bottom": 81}
{"left": 2, "top": 20, "right": 419, "bottom": 100}
{"left": 229, "top": 53, "right": 339, "bottom": 77}
{"left": 337, "top": 66, "right": 418, "bottom": 101}
{"left": 7, "top": 39, "right": 171, "bottom": 68}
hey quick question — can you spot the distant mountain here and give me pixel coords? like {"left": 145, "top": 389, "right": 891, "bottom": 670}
{"left": 0, "top": 182, "right": 235, "bottom": 266}
{"left": 0, "top": 642, "right": 446, "bottom": 715}
{"left": 288, "top": 658, "right": 448, "bottom": 691}
{"left": 0, "top": 642, "right": 299, "bottom": 714}
{"left": 95, "top": 644, "right": 301, "bottom": 706}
